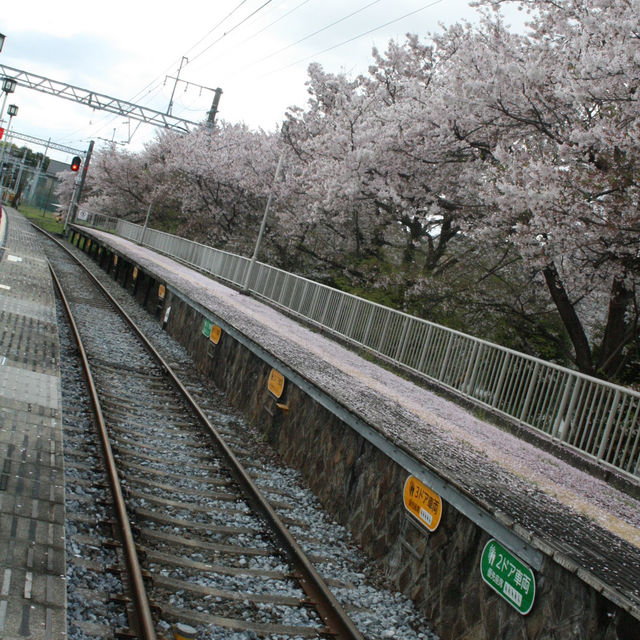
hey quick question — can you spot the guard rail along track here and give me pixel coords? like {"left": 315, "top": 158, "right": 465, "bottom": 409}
{"left": 42, "top": 228, "right": 367, "bottom": 639}
{"left": 76, "top": 213, "right": 640, "bottom": 479}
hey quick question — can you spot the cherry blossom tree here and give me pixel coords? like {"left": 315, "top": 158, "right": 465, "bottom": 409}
{"left": 166, "top": 122, "right": 285, "bottom": 256}
{"left": 280, "top": 55, "right": 467, "bottom": 293}
{"left": 73, "top": 0, "right": 639, "bottom": 381}
{"left": 438, "top": 0, "right": 640, "bottom": 378}
{"left": 54, "top": 170, "right": 77, "bottom": 213}
{"left": 79, "top": 133, "right": 181, "bottom": 227}
{"left": 279, "top": 0, "right": 640, "bottom": 379}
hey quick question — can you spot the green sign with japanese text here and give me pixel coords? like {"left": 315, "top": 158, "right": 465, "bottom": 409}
{"left": 480, "top": 539, "right": 535, "bottom": 615}
{"left": 202, "top": 319, "right": 213, "bottom": 337}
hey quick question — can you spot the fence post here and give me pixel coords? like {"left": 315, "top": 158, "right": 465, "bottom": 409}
{"left": 394, "top": 317, "right": 411, "bottom": 362}
{"left": 362, "top": 307, "right": 376, "bottom": 346}
{"left": 597, "top": 389, "right": 620, "bottom": 461}
{"left": 519, "top": 362, "right": 540, "bottom": 422}
{"left": 462, "top": 342, "right": 481, "bottom": 395}
{"left": 551, "top": 373, "right": 574, "bottom": 438}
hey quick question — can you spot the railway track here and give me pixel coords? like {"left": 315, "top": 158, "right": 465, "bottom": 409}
{"left": 40, "top": 226, "right": 437, "bottom": 640}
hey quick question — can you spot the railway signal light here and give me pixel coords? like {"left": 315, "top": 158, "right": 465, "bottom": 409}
{"left": 70, "top": 156, "right": 81, "bottom": 172}
{"left": 0, "top": 128, "right": 4, "bottom": 140}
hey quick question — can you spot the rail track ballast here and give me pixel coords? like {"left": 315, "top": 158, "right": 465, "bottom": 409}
{"left": 41, "top": 227, "right": 437, "bottom": 639}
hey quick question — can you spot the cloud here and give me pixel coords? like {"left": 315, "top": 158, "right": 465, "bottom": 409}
{"left": 0, "top": 1, "right": 528, "bottom": 160}
{"left": 4, "top": 31, "right": 129, "bottom": 88}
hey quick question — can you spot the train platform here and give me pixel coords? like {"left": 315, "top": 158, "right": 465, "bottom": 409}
{"left": 0, "top": 206, "right": 65, "bottom": 639}
{"left": 73, "top": 223, "right": 640, "bottom": 630}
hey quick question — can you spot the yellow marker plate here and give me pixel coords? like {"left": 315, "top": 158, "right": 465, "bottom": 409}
{"left": 268, "top": 369, "right": 285, "bottom": 399}
{"left": 158, "top": 284, "right": 166, "bottom": 299}
{"left": 132, "top": 267, "right": 138, "bottom": 279}
{"left": 113, "top": 255, "right": 118, "bottom": 265}
{"left": 403, "top": 476, "right": 442, "bottom": 532}
{"left": 210, "top": 325, "right": 222, "bottom": 344}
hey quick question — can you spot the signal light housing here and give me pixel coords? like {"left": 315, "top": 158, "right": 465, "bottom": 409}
{"left": 70, "top": 156, "right": 81, "bottom": 172}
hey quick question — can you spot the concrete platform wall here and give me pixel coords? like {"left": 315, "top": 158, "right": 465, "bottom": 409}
{"left": 71, "top": 230, "right": 639, "bottom": 640}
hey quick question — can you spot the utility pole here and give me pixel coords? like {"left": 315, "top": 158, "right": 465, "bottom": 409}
{"left": 139, "top": 201, "right": 152, "bottom": 246}
{"left": 207, "top": 88, "right": 223, "bottom": 128}
{"left": 243, "top": 151, "right": 285, "bottom": 292}
{"left": 0, "top": 104, "right": 17, "bottom": 202}
{"left": 165, "top": 72, "right": 222, "bottom": 128}
{"left": 12, "top": 147, "right": 28, "bottom": 205}
{"left": 67, "top": 140, "right": 94, "bottom": 230}
{"left": 167, "top": 57, "right": 188, "bottom": 116}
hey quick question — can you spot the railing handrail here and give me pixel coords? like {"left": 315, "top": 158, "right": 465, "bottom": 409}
{"left": 77, "top": 212, "right": 640, "bottom": 477}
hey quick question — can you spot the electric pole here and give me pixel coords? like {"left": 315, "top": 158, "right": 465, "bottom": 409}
{"left": 67, "top": 139, "right": 94, "bottom": 229}
{"left": 167, "top": 57, "right": 188, "bottom": 116}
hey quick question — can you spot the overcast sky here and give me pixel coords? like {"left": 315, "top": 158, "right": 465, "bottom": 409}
{"left": 0, "top": 0, "right": 525, "bottom": 163}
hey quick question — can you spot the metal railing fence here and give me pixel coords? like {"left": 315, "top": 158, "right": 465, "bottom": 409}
{"left": 78, "top": 213, "right": 640, "bottom": 477}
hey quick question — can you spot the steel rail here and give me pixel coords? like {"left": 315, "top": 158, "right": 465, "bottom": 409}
{"left": 47, "top": 260, "right": 157, "bottom": 640}
{"left": 38, "top": 226, "right": 365, "bottom": 640}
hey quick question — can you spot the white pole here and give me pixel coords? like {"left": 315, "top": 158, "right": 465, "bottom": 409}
{"left": 243, "top": 151, "right": 285, "bottom": 292}
{"left": 139, "top": 201, "right": 152, "bottom": 245}
{"left": 0, "top": 112, "right": 15, "bottom": 202}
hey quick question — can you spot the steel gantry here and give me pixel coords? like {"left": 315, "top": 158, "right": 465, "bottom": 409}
{"left": 8, "top": 130, "right": 84, "bottom": 156}
{"left": 0, "top": 64, "right": 204, "bottom": 134}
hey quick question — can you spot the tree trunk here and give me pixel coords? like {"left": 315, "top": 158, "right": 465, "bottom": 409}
{"left": 597, "top": 276, "right": 633, "bottom": 378}
{"left": 543, "top": 263, "right": 594, "bottom": 374}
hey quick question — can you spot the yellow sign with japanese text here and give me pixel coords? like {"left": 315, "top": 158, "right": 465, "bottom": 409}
{"left": 403, "top": 476, "right": 442, "bottom": 532}
{"left": 210, "top": 325, "right": 222, "bottom": 345}
{"left": 268, "top": 369, "right": 285, "bottom": 399}
{"left": 132, "top": 267, "right": 138, "bottom": 280}
{"left": 158, "top": 284, "right": 166, "bottom": 299}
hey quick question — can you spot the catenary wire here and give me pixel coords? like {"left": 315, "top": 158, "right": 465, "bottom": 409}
{"left": 260, "top": 0, "right": 446, "bottom": 77}
{"left": 58, "top": 0, "right": 381, "bottom": 142}
{"left": 124, "top": 0, "right": 254, "bottom": 106}
{"left": 70, "top": 0, "right": 281, "bottom": 141}
{"left": 57, "top": 0, "right": 446, "bottom": 146}
{"left": 182, "top": 0, "right": 253, "bottom": 59}
{"left": 231, "top": 0, "right": 315, "bottom": 49}
{"left": 187, "top": 0, "right": 275, "bottom": 65}
{"left": 239, "top": 0, "right": 384, "bottom": 70}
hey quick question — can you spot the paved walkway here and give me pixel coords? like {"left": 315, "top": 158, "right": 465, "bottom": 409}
{"left": 0, "top": 207, "right": 65, "bottom": 640}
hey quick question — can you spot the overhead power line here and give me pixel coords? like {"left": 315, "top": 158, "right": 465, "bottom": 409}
{"left": 79, "top": 0, "right": 255, "bottom": 142}
{"left": 188, "top": 0, "right": 275, "bottom": 64}
{"left": 243, "top": 0, "right": 384, "bottom": 69}
{"left": 233, "top": 0, "right": 315, "bottom": 48}
{"left": 263, "top": 0, "right": 446, "bottom": 76}
{"left": 184, "top": 0, "right": 253, "bottom": 59}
